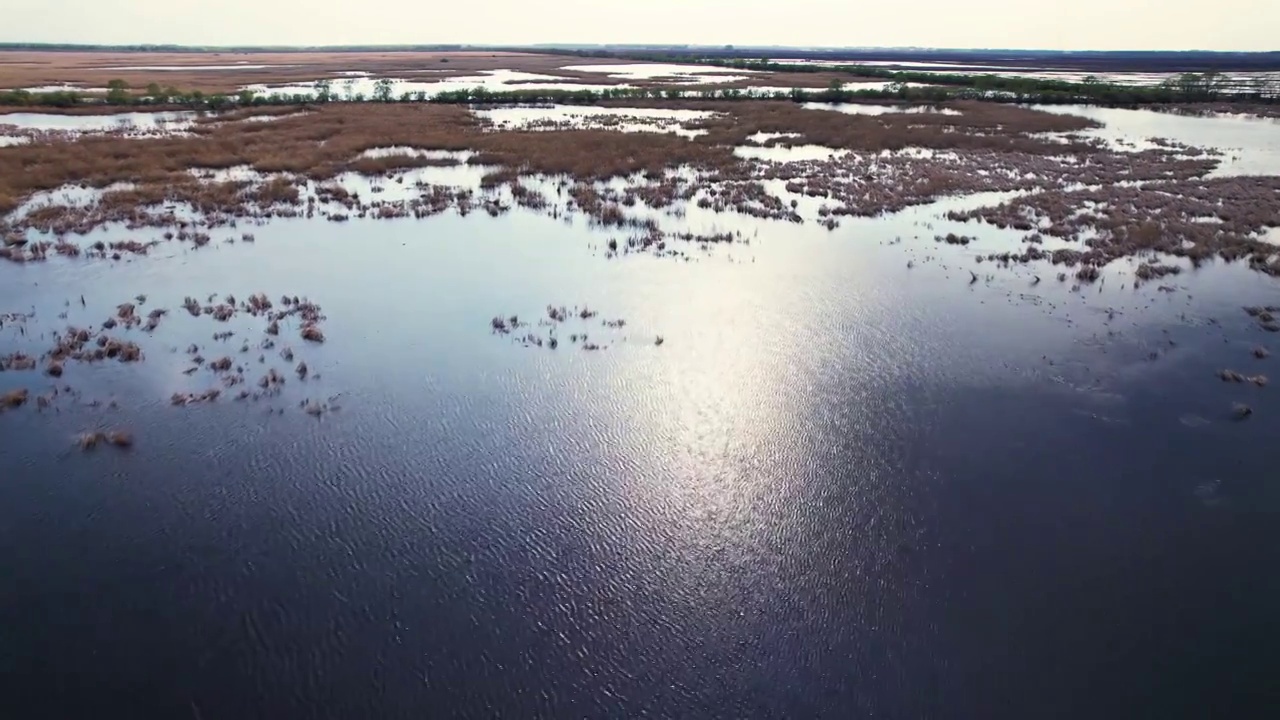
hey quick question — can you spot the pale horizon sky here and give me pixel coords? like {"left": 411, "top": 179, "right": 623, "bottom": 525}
{"left": 2, "top": 0, "right": 1277, "bottom": 52}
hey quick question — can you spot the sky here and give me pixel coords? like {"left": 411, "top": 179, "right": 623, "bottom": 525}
{"left": 2, "top": 0, "right": 1277, "bottom": 51}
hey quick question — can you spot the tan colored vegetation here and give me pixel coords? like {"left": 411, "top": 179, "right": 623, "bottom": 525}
{"left": 0, "top": 51, "right": 889, "bottom": 97}
{"left": 0, "top": 100, "right": 1104, "bottom": 217}
{"left": 949, "top": 178, "right": 1280, "bottom": 274}
{"left": 0, "top": 50, "right": 617, "bottom": 95}
{"left": 2, "top": 99, "right": 1276, "bottom": 281}
{"left": 0, "top": 387, "right": 28, "bottom": 409}
{"left": 0, "top": 103, "right": 740, "bottom": 217}
{"left": 0, "top": 290, "right": 329, "bottom": 420}
{"left": 75, "top": 430, "right": 133, "bottom": 451}
{"left": 679, "top": 100, "right": 1100, "bottom": 152}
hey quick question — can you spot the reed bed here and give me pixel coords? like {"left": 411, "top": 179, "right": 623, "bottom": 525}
{"left": 0, "top": 50, "right": 617, "bottom": 95}
{"left": 2, "top": 100, "right": 1277, "bottom": 277}
{"left": 948, "top": 177, "right": 1280, "bottom": 273}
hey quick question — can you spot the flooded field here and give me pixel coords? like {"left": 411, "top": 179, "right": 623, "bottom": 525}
{"left": 241, "top": 69, "right": 633, "bottom": 100}
{"left": 0, "top": 110, "right": 195, "bottom": 133}
{"left": 560, "top": 62, "right": 756, "bottom": 84}
{"left": 0, "top": 51, "right": 869, "bottom": 97}
{"left": 2, "top": 97, "right": 1279, "bottom": 717}
{"left": 778, "top": 57, "right": 1280, "bottom": 91}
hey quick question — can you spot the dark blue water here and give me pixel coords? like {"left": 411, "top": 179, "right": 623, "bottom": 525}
{"left": 2, "top": 205, "right": 1278, "bottom": 718}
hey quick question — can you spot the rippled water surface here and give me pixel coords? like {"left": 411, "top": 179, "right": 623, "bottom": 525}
{"left": 2, "top": 114, "right": 1280, "bottom": 719}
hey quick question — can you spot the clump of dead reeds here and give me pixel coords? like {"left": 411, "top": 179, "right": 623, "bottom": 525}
{"left": 171, "top": 389, "right": 221, "bottom": 406}
{"left": 1, "top": 388, "right": 29, "bottom": 409}
{"left": 75, "top": 430, "right": 133, "bottom": 451}
{"left": 1075, "top": 265, "right": 1102, "bottom": 283}
{"left": 936, "top": 233, "right": 972, "bottom": 246}
{"left": 1, "top": 353, "right": 38, "bottom": 371}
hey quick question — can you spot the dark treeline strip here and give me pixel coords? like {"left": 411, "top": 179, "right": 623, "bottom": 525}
{"left": 0, "top": 84, "right": 973, "bottom": 110}
{"left": 533, "top": 47, "right": 1280, "bottom": 72}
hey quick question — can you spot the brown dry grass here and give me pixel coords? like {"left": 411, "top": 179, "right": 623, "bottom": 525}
{"left": 0, "top": 51, "right": 893, "bottom": 98}
{"left": 950, "top": 177, "right": 1280, "bottom": 273}
{"left": 0, "top": 51, "right": 622, "bottom": 95}
{"left": 679, "top": 100, "right": 1101, "bottom": 154}
{"left": 0, "top": 103, "right": 747, "bottom": 215}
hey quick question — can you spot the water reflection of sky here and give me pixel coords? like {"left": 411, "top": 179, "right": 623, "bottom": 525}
{"left": 1032, "top": 105, "right": 1280, "bottom": 177}
{"left": 3, "top": 102, "right": 1280, "bottom": 718}
{"left": 242, "top": 70, "right": 635, "bottom": 98}
{"left": 0, "top": 111, "right": 195, "bottom": 132}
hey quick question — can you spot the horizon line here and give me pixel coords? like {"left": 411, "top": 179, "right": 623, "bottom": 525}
{"left": 0, "top": 42, "right": 1277, "bottom": 55}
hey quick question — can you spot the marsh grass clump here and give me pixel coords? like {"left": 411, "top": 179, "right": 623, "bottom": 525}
{"left": 1, "top": 388, "right": 29, "bottom": 409}
{"left": 1243, "top": 305, "right": 1280, "bottom": 332}
{"left": 143, "top": 308, "right": 167, "bottom": 332}
{"left": 1075, "top": 265, "right": 1102, "bottom": 283}
{"left": 245, "top": 293, "right": 273, "bottom": 315}
{"left": 253, "top": 176, "right": 301, "bottom": 206}
{"left": 951, "top": 179, "right": 1280, "bottom": 276}
{"left": 75, "top": 430, "right": 133, "bottom": 452}
{"left": 106, "top": 431, "right": 133, "bottom": 448}
{"left": 491, "top": 313, "right": 517, "bottom": 333}
{"left": 171, "top": 389, "right": 221, "bottom": 406}
{"left": 257, "top": 368, "right": 286, "bottom": 391}
{"left": 1, "top": 353, "right": 38, "bottom": 371}
{"left": 75, "top": 432, "right": 102, "bottom": 451}
{"left": 1135, "top": 262, "right": 1182, "bottom": 281}
{"left": 493, "top": 304, "right": 645, "bottom": 351}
